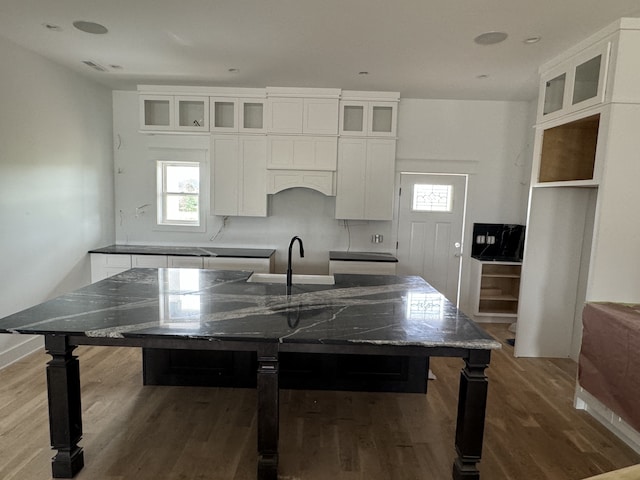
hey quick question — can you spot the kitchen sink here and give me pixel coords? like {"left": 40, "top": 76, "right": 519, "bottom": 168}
{"left": 247, "top": 273, "right": 335, "bottom": 285}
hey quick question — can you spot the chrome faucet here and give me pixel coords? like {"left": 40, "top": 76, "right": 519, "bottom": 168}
{"left": 286, "top": 236, "right": 304, "bottom": 295}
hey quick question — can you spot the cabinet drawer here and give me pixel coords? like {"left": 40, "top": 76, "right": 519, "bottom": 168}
{"left": 168, "top": 256, "right": 204, "bottom": 268}
{"left": 203, "top": 257, "right": 273, "bottom": 273}
{"left": 132, "top": 255, "right": 168, "bottom": 268}
{"left": 329, "top": 260, "right": 397, "bottom": 275}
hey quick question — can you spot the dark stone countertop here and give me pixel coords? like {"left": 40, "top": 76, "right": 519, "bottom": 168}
{"left": 0, "top": 269, "right": 499, "bottom": 351}
{"left": 89, "top": 244, "right": 275, "bottom": 258}
{"left": 329, "top": 251, "right": 398, "bottom": 262}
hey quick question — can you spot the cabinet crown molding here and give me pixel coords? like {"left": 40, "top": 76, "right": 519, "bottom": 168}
{"left": 341, "top": 90, "right": 400, "bottom": 102}
{"left": 138, "top": 85, "right": 266, "bottom": 98}
{"left": 266, "top": 86, "right": 341, "bottom": 99}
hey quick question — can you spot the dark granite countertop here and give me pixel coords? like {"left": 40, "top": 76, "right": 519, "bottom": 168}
{"left": 0, "top": 269, "right": 499, "bottom": 351}
{"left": 329, "top": 251, "right": 398, "bottom": 262}
{"left": 89, "top": 244, "right": 275, "bottom": 258}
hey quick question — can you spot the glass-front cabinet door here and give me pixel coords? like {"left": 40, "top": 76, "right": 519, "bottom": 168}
{"left": 340, "top": 101, "right": 367, "bottom": 135}
{"left": 538, "top": 41, "right": 610, "bottom": 122}
{"left": 340, "top": 100, "right": 397, "bottom": 137}
{"left": 570, "top": 42, "right": 610, "bottom": 112}
{"left": 140, "top": 95, "right": 174, "bottom": 130}
{"left": 210, "top": 98, "right": 239, "bottom": 132}
{"left": 239, "top": 99, "right": 266, "bottom": 133}
{"left": 368, "top": 102, "right": 397, "bottom": 137}
{"left": 175, "top": 96, "right": 209, "bottom": 132}
{"left": 542, "top": 73, "right": 567, "bottom": 116}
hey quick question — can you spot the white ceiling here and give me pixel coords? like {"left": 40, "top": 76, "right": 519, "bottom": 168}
{"left": 1, "top": 0, "right": 640, "bottom": 101}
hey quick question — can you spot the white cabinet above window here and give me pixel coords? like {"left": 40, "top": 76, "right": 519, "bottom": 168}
{"left": 139, "top": 94, "right": 210, "bottom": 132}
{"left": 175, "top": 96, "right": 209, "bottom": 132}
{"left": 140, "top": 95, "right": 174, "bottom": 131}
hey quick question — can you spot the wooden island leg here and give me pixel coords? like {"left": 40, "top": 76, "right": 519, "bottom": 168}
{"left": 452, "top": 349, "right": 491, "bottom": 480}
{"left": 45, "top": 335, "right": 84, "bottom": 478}
{"left": 257, "top": 344, "right": 279, "bottom": 480}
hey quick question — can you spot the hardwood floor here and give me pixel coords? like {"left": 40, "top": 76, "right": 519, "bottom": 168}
{"left": 0, "top": 324, "right": 638, "bottom": 480}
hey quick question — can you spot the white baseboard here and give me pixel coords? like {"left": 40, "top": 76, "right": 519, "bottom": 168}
{"left": 575, "top": 386, "right": 640, "bottom": 455}
{"left": 0, "top": 336, "right": 44, "bottom": 370}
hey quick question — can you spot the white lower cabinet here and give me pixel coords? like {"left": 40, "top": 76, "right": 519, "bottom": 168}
{"left": 212, "top": 135, "right": 267, "bottom": 217}
{"left": 329, "top": 260, "right": 397, "bottom": 275}
{"left": 168, "top": 256, "right": 204, "bottom": 268}
{"left": 131, "top": 255, "right": 168, "bottom": 268}
{"left": 90, "top": 254, "right": 132, "bottom": 283}
{"left": 335, "top": 138, "right": 396, "bottom": 220}
{"left": 203, "top": 257, "right": 274, "bottom": 273}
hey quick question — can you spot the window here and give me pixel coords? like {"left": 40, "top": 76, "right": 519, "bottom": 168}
{"left": 412, "top": 184, "right": 453, "bottom": 212}
{"left": 157, "top": 161, "right": 201, "bottom": 226}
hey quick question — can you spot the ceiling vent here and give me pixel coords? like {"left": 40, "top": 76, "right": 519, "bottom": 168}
{"left": 82, "top": 60, "right": 108, "bottom": 72}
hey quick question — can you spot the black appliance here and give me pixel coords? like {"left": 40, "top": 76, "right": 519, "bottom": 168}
{"left": 471, "top": 223, "right": 525, "bottom": 262}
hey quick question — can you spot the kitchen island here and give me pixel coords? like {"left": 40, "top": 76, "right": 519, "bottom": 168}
{"left": 0, "top": 268, "right": 500, "bottom": 480}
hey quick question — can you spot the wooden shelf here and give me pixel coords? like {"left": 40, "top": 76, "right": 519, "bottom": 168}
{"left": 472, "top": 259, "right": 522, "bottom": 318}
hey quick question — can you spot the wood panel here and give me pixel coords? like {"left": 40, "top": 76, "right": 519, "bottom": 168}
{"left": 539, "top": 114, "right": 600, "bottom": 183}
{"left": 0, "top": 324, "right": 638, "bottom": 479}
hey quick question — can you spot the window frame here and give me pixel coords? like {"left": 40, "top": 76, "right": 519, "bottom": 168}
{"left": 155, "top": 159, "right": 207, "bottom": 232}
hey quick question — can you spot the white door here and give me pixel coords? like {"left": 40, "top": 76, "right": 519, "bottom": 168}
{"left": 396, "top": 173, "right": 467, "bottom": 304}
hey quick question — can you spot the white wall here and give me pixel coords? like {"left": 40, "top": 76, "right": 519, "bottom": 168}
{"left": 0, "top": 36, "right": 115, "bottom": 366}
{"left": 113, "top": 91, "right": 534, "bottom": 315}
{"left": 396, "top": 99, "right": 534, "bottom": 313}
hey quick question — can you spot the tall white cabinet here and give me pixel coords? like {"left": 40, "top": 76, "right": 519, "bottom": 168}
{"left": 335, "top": 91, "right": 399, "bottom": 220}
{"left": 516, "top": 18, "right": 640, "bottom": 359}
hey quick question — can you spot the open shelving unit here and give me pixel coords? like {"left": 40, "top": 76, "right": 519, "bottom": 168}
{"left": 470, "top": 259, "right": 522, "bottom": 319}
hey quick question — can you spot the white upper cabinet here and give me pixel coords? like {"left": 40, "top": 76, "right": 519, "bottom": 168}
{"left": 335, "top": 138, "right": 396, "bottom": 220}
{"left": 140, "top": 95, "right": 175, "bottom": 131}
{"left": 212, "top": 135, "right": 267, "bottom": 216}
{"left": 339, "top": 91, "right": 399, "bottom": 137}
{"left": 175, "top": 96, "right": 209, "bottom": 132}
{"left": 138, "top": 86, "right": 265, "bottom": 133}
{"left": 267, "top": 97, "right": 303, "bottom": 134}
{"left": 211, "top": 97, "right": 266, "bottom": 133}
{"left": 266, "top": 87, "right": 341, "bottom": 135}
{"left": 302, "top": 98, "right": 339, "bottom": 135}
{"left": 538, "top": 41, "right": 610, "bottom": 122}
{"left": 267, "top": 136, "right": 337, "bottom": 171}
{"left": 140, "top": 94, "right": 209, "bottom": 132}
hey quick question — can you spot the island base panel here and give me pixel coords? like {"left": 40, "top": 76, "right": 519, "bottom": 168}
{"left": 142, "top": 348, "right": 428, "bottom": 393}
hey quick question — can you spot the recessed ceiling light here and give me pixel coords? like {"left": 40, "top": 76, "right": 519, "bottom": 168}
{"left": 73, "top": 21, "right": 108, "bottom": 35}
{"left": 474, "top": 31, "right": 508, "bottom": 45}
{"left": 523, "top": 36, "right": 542, "bottom": 44}
{"left": 42, "top": 23, "right": 62, "bottom": 32}
{"left": 358, "top": 71, "right": 369, "bottom": 75}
